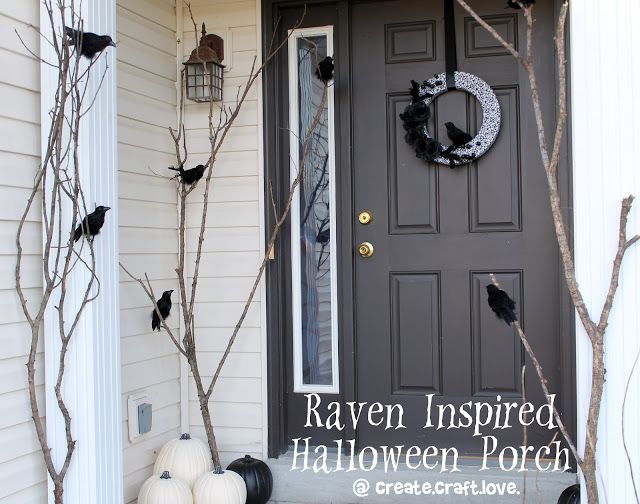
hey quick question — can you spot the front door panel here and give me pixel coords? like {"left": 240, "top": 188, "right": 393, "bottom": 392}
{"left": 351, "top": 0, "right": 563, "bottom": 453}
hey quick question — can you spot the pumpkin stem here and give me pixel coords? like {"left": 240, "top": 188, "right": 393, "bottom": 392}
{"left": 179, "top": 433, "right": 191, "bottom": 440}
{"left": 160, "top": 471, "right": 171, "bottom": 479}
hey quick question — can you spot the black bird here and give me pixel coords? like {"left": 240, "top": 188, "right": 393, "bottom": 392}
{"left": 506, "top": 0, "right": 534, "bottom": 9}
{"left": 65, "top": 27, "right": 116, "bottom": 59}
{"left": 151, "top": 290, "right": 173, "bottom": 332}
{"left": 486, "top": 284, "right": 517, "bottom": 326}
{"left": 316, "top": 227, "right": 330, "bottom": 245}
{"left": 444, "top": 122, "right": 473, "bottom": 148}
{"left": 315, "top": 56, "right": 334, "bottom": 83}
{"left": 73, "top": 205, "right": 110, "bottom": 242}
{"left": 168, "top": 164, "right": 206, "bottom": 185}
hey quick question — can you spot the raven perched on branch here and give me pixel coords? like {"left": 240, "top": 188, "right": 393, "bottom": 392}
{"left": 65, "top": 26, "right": 116, "bottom": 59}
{"left": 168, "top": 164, "right": 206, "bottom": 185}
{"left": 486, "top": 285, "right": 518, "bottom": 326}
{"left": 151, "top": 290, "right": 173, "bottom": 332}
{"left": 315, "top": 56, "right": 335, "bottom": 83}
{"left": 73, "top": 205, "right": 110, "bottom": 242}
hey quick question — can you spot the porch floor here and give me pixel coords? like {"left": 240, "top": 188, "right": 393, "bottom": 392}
{"left": 267, "top": 453, "right": 576, "bottom": 503}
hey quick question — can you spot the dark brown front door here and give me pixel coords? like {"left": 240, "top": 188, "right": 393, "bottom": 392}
{"left": 351, "top": 0, "right": 566, "bottom": 453}
{"left": 265, "top": 0, "right": 573, "bottom": 457}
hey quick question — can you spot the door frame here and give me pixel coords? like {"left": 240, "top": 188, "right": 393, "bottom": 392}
{"left": 261, "top": 0, "right": 575, "bottom": 460}
{"left": 262, "top": 0, "right": 356, "bottom": 457}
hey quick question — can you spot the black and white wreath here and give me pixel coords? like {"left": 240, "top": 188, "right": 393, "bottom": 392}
{"left": 400, "top": 72, "right": 502, "bottom": 167}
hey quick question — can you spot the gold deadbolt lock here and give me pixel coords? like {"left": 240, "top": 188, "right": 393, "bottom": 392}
{"left": 358, "top": 211, "right": 373, "bottom": 225}
{"left": 358, "top": 241, "right": 374, "bottom": 258}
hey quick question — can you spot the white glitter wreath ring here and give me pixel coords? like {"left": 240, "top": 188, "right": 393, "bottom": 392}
{"left": 419, "top": 71, "right": 501, "bottom": 166}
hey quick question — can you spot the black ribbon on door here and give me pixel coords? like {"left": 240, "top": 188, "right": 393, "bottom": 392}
{"left": 444, "top": 0, "right": 457, "bottom": 89}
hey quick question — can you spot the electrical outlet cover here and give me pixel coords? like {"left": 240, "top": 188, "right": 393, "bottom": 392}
{"left": 127, "top": 392, "right": 149, "bottom": 442}
{"left": 138, "top": 403, "right": 152, "bottom": 434}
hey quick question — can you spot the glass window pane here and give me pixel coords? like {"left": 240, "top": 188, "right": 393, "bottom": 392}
{"left": 291, "top": 32, "right": 336, "bottom": 389}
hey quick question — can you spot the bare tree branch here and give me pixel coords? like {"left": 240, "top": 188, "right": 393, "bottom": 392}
{"left": 15, "top": 1, "right": 112, "bottom": 500}
{"left": 123, "top": 6, "right": 311, "bottom": 473}
{"left": 489, "top": 274, "right": 581, "bottom": 465}
{"left": 459, "top": 1, "right": 639, "bottom": 501}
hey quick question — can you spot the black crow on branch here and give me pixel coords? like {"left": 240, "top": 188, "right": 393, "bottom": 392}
{"left": 486, "top": 284, "right": 517, "bottom": 326}
{"left": 444, "top": 121, "right": 473, "bottom": 148}
{"left": 73, "top": 205, "right": 110, "bottom": 242}
{"left": 168, "top": 164, "right": 206, "bottom": 185}
{"left": 506, "top": 0, "right": 534, "bottom": 9}
{"left": 315, "top": 56, "right": 334, "bottom": 83}
{"left": 65, "top": 27, "right": 116, "bottom": 59}
{"left": 151, "top": 290, "right": 173, "bottom": 332}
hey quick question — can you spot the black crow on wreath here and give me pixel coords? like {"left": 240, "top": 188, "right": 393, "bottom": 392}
{"left": 506, "top": 0, "right": 534, "bottom": 9}
{"left": 65, "top": 27, "right": 116, "bottom": 59}
{"left": 73, "top": 205, "right": 110, "bottom": 242}
{"left": 151, "top": 290, "right": 173, "bottom": 332}
{"left": 486, "top": 284, "right": 518, "bottom": 326}
{"left": 315, "top": 56, "right": 334, "bottom": 83}
{"left": 444, "top": 121, "right": 473, "bottom": 148}
{"left": 168, "top": 164, "right": 206, "bottom": 185}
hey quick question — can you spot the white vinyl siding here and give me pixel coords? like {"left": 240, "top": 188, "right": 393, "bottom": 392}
{"left": 182, "top": 0, "right": 265, "bottom": 465}
{"left": 116, "top": 1, "right": 181, "bottom": 502}
{"left": 0, "top": 1, "right": 47, "bottom": 502}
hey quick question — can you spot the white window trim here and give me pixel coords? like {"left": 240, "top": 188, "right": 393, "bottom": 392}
{"left": 288, "top": 26, "right": 340, "bottom": 394}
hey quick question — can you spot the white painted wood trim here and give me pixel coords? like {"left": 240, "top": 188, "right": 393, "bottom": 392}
{"left": 40, "top": 1, "right": 123, "bottom": 502}
{"left": 569, "top": 1, "right": 640, "bottom": 502}
{"left": 176, "top": 0, "right": 190, "bottom": 438}
{"left": 288, "top": 27, "right": 339, "bottom": 395}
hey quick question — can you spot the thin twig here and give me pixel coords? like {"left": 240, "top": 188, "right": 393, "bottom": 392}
{"left": 622, "top": 349, "right": 640, "bottom": 504}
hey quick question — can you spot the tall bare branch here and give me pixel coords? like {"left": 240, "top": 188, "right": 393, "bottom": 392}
{"left": 459, "top": 2, "right": 640, "bottom": 501}
{"left": 15, "top": 1, "right": 111, "bottom": 501}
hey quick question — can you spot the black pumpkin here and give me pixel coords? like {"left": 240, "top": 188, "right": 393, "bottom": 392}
{"left": 227, "top": 454, "right": 273, "bottom": 504}
{"left": 557, "top": 484, "right": 580, "bottom": 504}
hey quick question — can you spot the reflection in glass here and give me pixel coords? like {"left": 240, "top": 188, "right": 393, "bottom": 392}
{"left": 294, "top": 35, "right": 335, "bottom": 386}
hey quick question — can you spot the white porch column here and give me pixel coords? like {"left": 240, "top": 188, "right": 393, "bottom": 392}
{"left": 570, "top": 1, "right": 640, "bottom": 502}
{"left": 40, "top": 0, "right": 122, "bottom": 502}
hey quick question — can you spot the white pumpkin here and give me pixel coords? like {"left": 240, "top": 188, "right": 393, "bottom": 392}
{"left": 138, "top": 471, "right": 193, "bottom": 504}
{"left": 154, "top": 433, "right": 212, "bottom": 488}
{"left": 193, "top": 470, "right": 247, "bottom": 504}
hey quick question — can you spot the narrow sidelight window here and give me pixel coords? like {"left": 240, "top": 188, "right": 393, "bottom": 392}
{"left": 288, "top": 27, "right": 339, "bottom": 393}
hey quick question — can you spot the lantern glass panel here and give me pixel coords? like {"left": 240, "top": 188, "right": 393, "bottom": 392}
{"left": 186, "top": 61, "right": 223, "bottom": 102}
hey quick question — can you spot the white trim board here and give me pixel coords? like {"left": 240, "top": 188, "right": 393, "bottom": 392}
{"left": 569, "top": 0, "right": 640, "bottom": 502}
{"left": 40, "top": 0, "right": 123, "bottom": 501}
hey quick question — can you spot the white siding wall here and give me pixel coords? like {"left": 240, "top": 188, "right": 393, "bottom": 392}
{"left": 570, "top": 0, "right": 640, "bottom": 502}
{"left": 0, "top": 2, "right": 48, "bottom": 502}
{"left": 116, "top": 1, "right": 182, "bottom": 502}
{"left": 182, "top": 0, "right": 265, "bottom": 464}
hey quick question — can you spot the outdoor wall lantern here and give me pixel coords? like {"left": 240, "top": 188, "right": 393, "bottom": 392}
{"left": 184, "top": 23, "right": 224, "bottom": 102}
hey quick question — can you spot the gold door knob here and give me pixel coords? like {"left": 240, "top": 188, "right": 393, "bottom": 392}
{"left": 358, "top": 242, "right": 374, "bottom": 258}
{"left": 358, "top": 211, "right": 373, "bottom": 225}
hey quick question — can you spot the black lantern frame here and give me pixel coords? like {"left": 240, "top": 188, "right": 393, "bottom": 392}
{"left": 184, "top": 24, "right": 225, "bottom": 103}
